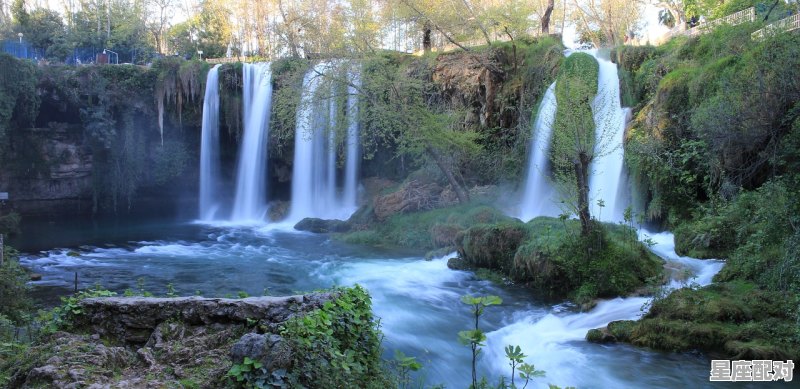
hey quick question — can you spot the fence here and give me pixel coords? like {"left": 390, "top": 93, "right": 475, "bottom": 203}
{"left": 682, "top": 7, "right": 756, "bottom": 38}
{"left": 2, "top": 41, "right": 150, "bottom": 65}
{"left": 752, "top": 13, "right": 800, "bottom": 40}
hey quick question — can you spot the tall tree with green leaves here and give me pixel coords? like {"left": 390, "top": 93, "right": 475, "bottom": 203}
{"left": 549, "top": 53, "right": 607, "bottom": 236}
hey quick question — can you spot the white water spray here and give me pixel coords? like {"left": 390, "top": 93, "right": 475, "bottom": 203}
{"left": 342, "top": 70, "right": 361, "bottom": 213}
{"left": 199, "top": 64, "right": 222, "bottom": 221}
{"left": 588, "top": 52, "right": 630, "bottom": 222}
{"left": 519, "top": 82, "right": 559, "bottom": 221}
{"left": 485, "top": 231, "right": 724, "bottom": 387}
{"left": 288, "top": 62, "right": 361, "bottom": 222}
{"left": 231, "top": 63, "right": 273, "bottom": 222}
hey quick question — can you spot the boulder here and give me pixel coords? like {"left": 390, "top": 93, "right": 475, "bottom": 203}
{"left": 267, "top": 201, "right": 290, "bottom": 222}
{"left": 586, "top": 327, "right": 617, "bottom": 344}
{"left": 294, "top": 218, "right": 350, "bottom": 233}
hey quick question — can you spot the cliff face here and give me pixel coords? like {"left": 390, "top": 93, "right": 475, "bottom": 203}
{"left": 0, "top": 126, "right": 93, "bottom": 216}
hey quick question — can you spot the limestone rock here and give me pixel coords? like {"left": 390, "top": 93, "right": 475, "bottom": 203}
{"left": 75, "top": 294, "right": 333, "bottom": 344}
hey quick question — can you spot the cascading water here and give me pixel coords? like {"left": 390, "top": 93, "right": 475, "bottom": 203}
{"left": 199, "top": 64, "right": 222, "bottom": 221}
{"left": 288, "top": 62, "right": 361, "bottom": 222}
{"left": 519, "top": 82, "right": 559, "bottom": 221}
{"left": 485, "top": 231, "right": 725, "bottom": 387}
{"left": 342, "top": 70, "right": 361, "bottom": 213}
{"left": 231, "top": 63, "right": 273, "bottom": 222}
{"left": 587, "top": 51, "right": 630, "bottom": 222}
{"left": 288, "top": 62, "right": 336, "bottom": 221}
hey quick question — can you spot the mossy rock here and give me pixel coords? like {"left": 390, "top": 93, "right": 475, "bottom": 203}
{"left": 456, "top": 221, "right": 529, "bottom": 271}
{"left": 625, "top": 282, "right": 800, "bottom": 359}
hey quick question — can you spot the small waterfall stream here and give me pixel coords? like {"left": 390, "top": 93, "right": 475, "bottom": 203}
{"left": 342, "top": 70, "right": 361, "bottom": 214}
{"left": 588, "top": 51, "right": 630, "bottom": 222}
{"left": 231, "top": 63, "right": 273, "bottom": 222}
{"left": 519, "top": 82, "right": 559, "bottom": 221}
{"left": 199, "top": 64, "right": 222, "bottom": 221}
{"left": 485, "top": 231, "right": 724, "bottom": 387}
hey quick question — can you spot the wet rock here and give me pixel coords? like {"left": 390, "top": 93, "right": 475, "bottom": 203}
{"left": 267, "top": 200, "right": 290, "bottom": 222}
{"left": 30, "top": 273, "right": 43, "bottom": 281}
{"left": 230, "top": 333, "right": 268, "bottom": 362}
{"left": 294, "top": 218, "right": 350, "bottom": 233}
{"left": 586, "top": 327, "right": 617, "bottom": 343}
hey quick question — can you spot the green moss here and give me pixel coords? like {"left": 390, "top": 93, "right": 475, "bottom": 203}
{"left": 627, "top": 282, "right": 799, "bottom": 359}
{"left": 337, "top": 203, "right": 511, "bottom": 251}
{"left": 456, "top": 217, "right": 663, "bottom": 303}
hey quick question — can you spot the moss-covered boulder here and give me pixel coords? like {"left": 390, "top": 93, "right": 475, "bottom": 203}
{"left": 624, "top": 281, "right": 799, "bottom": 360}
{"left": 456, "top": 221, "right": 529, "bottom": 271}
{"left": 454, "top": 217, "right": 664, "bottom": 303}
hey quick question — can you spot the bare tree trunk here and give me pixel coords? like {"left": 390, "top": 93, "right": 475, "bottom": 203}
{"left": 426, "top": 146, "right": 470, "bottom": 204}
{"left": 503, "top": 27, "right": 517, "bottom": 74}
{"left": 423, "top": 20, "right": 432, "bottom": 53}
{"left": 460, "top": 0, "right": 491, "bottom": 45}
{"left": 575, "top": 153, "right": 591, "bottom": 236}
{"left": 764, "top": 0, "right": 781, "bottom": 21}
{"left": 399, "top": 0, "right": 471, "bottom": 51}
{"left": 0, "top": 233, "right": 4, "bottom": 267}
{"left": 542, "top": 0, "right": 555, "bottom": 34}
{"left": 278, "top": 0, "right": 300, "bottom": 58}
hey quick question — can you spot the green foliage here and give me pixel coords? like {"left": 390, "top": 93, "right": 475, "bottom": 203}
{"left": 624, "top": 25, "right": 800, "bottom": 224}
{"left": 339, "top": 202, "right": 510, "bottom": 250}
{"left": 269, "top": 58, "right": 308, "bottom": 157}
{"left": 0, "top": 249, "right": 32, "bottom": 324}
{"left": 391, "top": 350, "right": 422, "bottom": 389}
{"left": 279, "top": 286, "right": 389, "bottom": 388}
{"left": 0, "top": 54, "right": 39, "bottom": 157}
{"left": 226, "top": 356, "right": 272, "bottom": 388}
{"left": 459, "top": 294, "right": 501, "bottom": 389}
{"left": 39, "top": 286, "right": 116, "bottom": 334}
{"left": 627, "top": 281, "right": 799, "bottom": 359}
{"left": 458, "top": 218, "right": 663, "bottom": 304}
{"left": 0, "top": 212, "right": 21, "bottom": 235}
{"left": 675, "top": 178, "right": 799, "bottom": 294}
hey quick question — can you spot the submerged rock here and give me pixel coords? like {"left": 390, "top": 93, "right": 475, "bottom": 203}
{"left": 294, "top": 218, "right": 350, "bottom": 233}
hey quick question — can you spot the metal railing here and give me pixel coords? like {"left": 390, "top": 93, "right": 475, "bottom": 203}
{"left": 752, "top": 13, "right": 800, "bottom": 40}
{"left": 682, "top": 7, "right": 756, "bottom": 37}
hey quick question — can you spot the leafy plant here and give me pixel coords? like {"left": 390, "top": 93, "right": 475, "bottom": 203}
{"left": 459, "top": 295, "right": 502, "bottom": 389}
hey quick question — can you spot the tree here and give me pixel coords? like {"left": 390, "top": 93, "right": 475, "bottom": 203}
{"left": 358, "top": 55, "right": 478, "bottom": 203}
{"left": 549, "top": 53, "right": 611, "bottom": 236}
{"left": 570, "top": 0, "right": 644, "bottom": 47}
{"left": 148, "top": 0, "right": 175, "bottom": 54}
{"left": 542, "top": 0, "right": 555, "bottom": 34}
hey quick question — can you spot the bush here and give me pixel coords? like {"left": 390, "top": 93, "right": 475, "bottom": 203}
{"left": 279, "top": 286, "right": 390, "bottom": 388}
{"left": 0, "top": 248, "right": 32, "bottom": 324}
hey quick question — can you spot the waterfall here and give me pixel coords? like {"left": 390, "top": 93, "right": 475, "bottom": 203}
{"left": 588, "top": 52, "right": 630, "bottom": 222}
{"left": 342, "top": 70, "right": 361, "bottom": 213}
{"left": 288, "top": 62, "right": 334, "bottom": 221}
{"left": 288, "top": 62, "right": 361, "bottom": 222}
{"left": 231, "top": 63, "right": 273, "bottom": 222}
{"left": 199, "top": 64, "right": 222, "bottom": 221}
{"left": 519, "top": 82, "right": 559, "bottom": 221}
